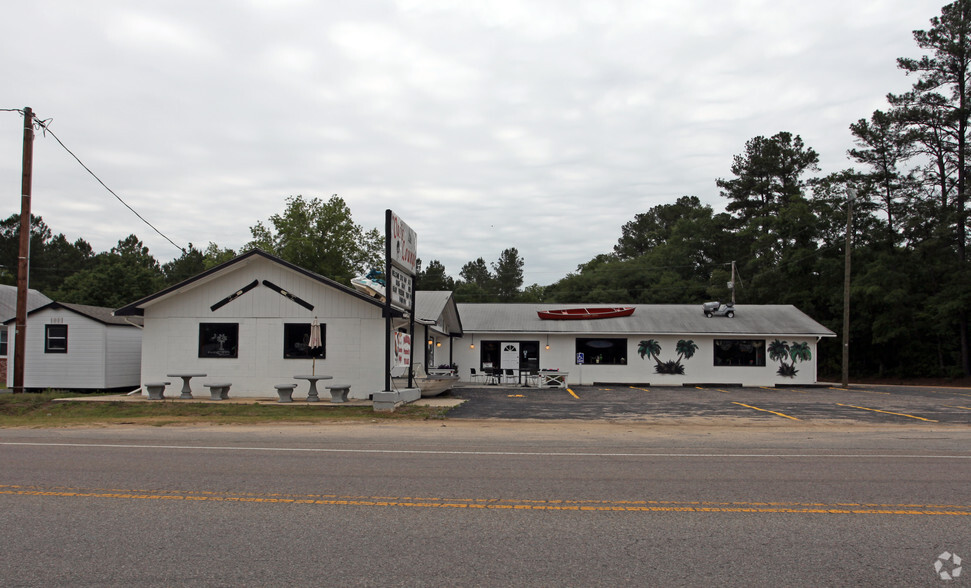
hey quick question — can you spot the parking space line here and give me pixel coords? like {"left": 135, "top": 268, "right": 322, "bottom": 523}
{"left": 836, "top": 403, "right": 938, "bottom": 422}
{"left": 567, "top": 388, "right": 580, "bottom": 399}
{"left": 628, "top": 386, "right": 651, "bottom": 393}
{"left": 715, "top": 389, "right": 733, "bottom": 394}
{"left": 732, "top": 402, "right": 799, "bottom": 420}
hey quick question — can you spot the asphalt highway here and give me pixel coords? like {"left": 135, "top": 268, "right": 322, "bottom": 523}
{"left": 1, "top": 384, "right": 970, "bottom": 586}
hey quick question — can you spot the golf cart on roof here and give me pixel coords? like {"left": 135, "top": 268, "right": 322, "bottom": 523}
{"left": 702, "top": 301, "right": 735, "bottom": 318}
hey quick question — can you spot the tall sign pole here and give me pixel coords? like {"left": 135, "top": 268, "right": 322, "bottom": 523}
{"left": 841, "top": 187, "right": 856, "bottom": 389}
{"left": 383, "top": 210, "right": 417, "bottom": 392}
{"left": 13, "top": 107, "right": 34, "bottom": 394}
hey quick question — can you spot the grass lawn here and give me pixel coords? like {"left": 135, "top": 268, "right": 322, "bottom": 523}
{"left": 0, "top": 391, "right": 451, "bottom": 427}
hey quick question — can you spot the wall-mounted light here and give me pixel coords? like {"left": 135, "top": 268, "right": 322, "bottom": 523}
{"left": 545, "top": 334, "right": 550, "bottom": 350}
{"left": 427, "top": 338, "right": 433, "bottom": 346}
{"left": 470, "top": 334, "right": 475, "bottom": 350}
{"left": 436, "top": 342, "right": 442, "bottom": 347}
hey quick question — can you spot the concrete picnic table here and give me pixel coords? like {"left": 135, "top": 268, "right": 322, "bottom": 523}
{"left": 166, "top": 373, "right": 207, "bottom": 399}
{"left": 294, "top": 374, "right": 333, "bottom": 402}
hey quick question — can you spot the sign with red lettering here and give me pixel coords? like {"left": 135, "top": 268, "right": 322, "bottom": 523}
{"left": 389, "top": 211, "right": 418, "bottom": 275}
{"left": 394, "top": 331, "right": 411, "bottom": 367}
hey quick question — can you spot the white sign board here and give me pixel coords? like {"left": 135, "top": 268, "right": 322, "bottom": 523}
{"left": 394, "top": 332, "right": 411, "bottom": 367}
{"left": 390, "top": 266, "right": 413, "bottom": 311}
{"left": 390, "top": 212, "right": 418, "bottom": 275}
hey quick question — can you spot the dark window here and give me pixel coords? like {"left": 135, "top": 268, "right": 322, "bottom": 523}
{"left": 575, "top": 338, "right": 627, "bottom": 365}
{"left": 199, "top": 323, "right": 239, "bottom": 358}
{"left": 283, "top": 323, "right": 325, "bottom": 359}
{"left": 478, "top": 340, "right": 540, "bottom": 371}
{"left": 713, "top": 339, "right": 766, "bottom": 366}
{"left": 45, "top": 324, "right": 68, "bottom": 354}
{"left": 0, "top": 328, "right": 7, "bottom": 356}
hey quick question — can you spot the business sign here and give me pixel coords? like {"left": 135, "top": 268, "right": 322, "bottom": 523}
{"left": 389, "top": 211, "right": 418, "bottom": 275}
{"left": 394, "top": 331, "right": 411, "bottom": 367}
{"left": 390, "top": 266, "right": 413, "bottom": 310}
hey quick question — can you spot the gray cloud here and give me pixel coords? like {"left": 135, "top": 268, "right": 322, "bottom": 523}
{"left": 0, "top": 0, "right": 944, "bottom": 285}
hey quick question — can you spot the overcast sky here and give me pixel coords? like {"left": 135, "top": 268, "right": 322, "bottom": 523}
{"left": 0, "top": 0, "right": 948, "bottom": 286}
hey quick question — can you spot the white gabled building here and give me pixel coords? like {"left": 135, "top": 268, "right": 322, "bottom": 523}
{"left": 4, "top": 302, "right": 143, "bottom": 392}
{"left": 450, "top": 303, "right": 836, "bottom": 387}
{"left": 114, "top": 249, "right": 411, "bottom": 399}
{"left": 113, "top": 249, "right": 836, "bottom": 397}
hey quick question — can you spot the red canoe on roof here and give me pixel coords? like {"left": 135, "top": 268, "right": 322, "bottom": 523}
{"left": 537, "top": 307, "right": 635, "bottom": 320}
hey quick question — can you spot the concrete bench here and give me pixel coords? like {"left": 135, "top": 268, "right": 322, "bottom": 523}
{"left": 144, "top": 381, "right": 171, "bottom": 400}
{"left": 275, "top": 384, "right": 298, "bottom": 403}
{"left": 203, "top": 383, "right": 232, "bottom": 400}
{"left": 326, "top": 385, "right": 350, "bottom": 403}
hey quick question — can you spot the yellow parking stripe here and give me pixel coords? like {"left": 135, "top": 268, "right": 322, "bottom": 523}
{"left": 836, "top": 403, "right": 938, "bottom": 422}
{"left": 732, "top": 402, "right": 799, "bottom": 420}
{"left": 567, "top": 388, "right": 580, "bottom": 399}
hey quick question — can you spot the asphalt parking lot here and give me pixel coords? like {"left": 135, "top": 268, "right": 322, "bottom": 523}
{"left": 444, "top": 383, "right": 971, "bottom": 424}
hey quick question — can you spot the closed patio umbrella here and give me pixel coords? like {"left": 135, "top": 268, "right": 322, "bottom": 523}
{"left": 309, "top": 317, "right": 322, "bottom": 375}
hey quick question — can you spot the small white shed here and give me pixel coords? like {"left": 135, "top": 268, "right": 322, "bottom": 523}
{"left": 4, "top": 301, "right": 143, "bottom": 392}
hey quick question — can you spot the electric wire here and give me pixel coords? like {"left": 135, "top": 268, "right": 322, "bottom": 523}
{"left": 5, "top": 108, "right": 186, "bottom": 255}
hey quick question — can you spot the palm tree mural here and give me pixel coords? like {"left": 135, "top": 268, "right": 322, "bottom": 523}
{"left": 637, "top": 339, "right": 662, "bottom": 367}
{"left": 638, "top": 339, "right": 697, "bottom": 375}
{"left": 769, "top": 339, "right": 811, "bottom": 377}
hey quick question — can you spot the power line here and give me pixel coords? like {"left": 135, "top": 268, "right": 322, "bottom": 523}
{"left": 5, "top": 109, "right": 187, "bottom": 255}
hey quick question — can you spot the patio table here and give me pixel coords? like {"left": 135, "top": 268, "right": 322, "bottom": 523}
{"left": 294, "top": 374, "right": 333, "bottom": 402}
{"left": 166, "top": 373, "right": 207, "bottom": 399}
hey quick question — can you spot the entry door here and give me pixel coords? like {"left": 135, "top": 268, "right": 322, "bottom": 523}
{"left": 500, "top": 341, "right": 520, "bottom": 371}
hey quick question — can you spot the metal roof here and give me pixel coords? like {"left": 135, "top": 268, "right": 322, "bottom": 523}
{"left": 414, "top": 291, "right": 463, "bottom": 336}
{"left": 457, "top": 303, "right": 835, "bottom": 338}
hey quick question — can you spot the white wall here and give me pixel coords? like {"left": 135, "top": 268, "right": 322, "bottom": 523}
{"left": 6, "top": 307, "right": 141, "bottom": 390}
{"left": 105, "top": 325, "right": 143, "bottom": 388}
{"left": 137, "top": 257, "right": 389, "bottom": 398}
{"left": 450, "top": 333, "right": 821, "bottom": 387}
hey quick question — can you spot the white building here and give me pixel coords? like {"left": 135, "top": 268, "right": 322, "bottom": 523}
{"left": 114, "top": 249, "right": 412, "bottom": 399}
{"left": 4, "top": 301, "right": 142, "bottom": 392}
{"left": 114, "top": 249, "right": 835, "bottom": 397}
{"left": 449, "top": 303, "right": 835, "bottom": 387}
{"left": 0, "top": 284, "right": 52, "bottom": 382}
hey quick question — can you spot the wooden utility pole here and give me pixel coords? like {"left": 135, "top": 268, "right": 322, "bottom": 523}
{"left": 13, "top": 107, "right": 34, "bottom": 394}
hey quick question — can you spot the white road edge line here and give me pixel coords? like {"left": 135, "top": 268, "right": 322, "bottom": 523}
{"left": 1, "top": 442, "right": 970, "bottom": 459}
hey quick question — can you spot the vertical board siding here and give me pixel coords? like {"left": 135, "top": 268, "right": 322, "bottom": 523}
{"left": 139, "top": 257, "right": 389, "bottom": 398}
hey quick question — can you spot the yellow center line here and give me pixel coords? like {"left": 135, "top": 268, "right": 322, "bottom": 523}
{"left": 566, "top": 388, "right": 580, "bottom": 399}
{"left": 836, "top": 403, "right": 938, "bottom": 422}
{"left": 2, "top": 485, "right": 967, "bottom": 516}
{"left": 732, "top": 402, "right": 799, "bottom": 420}
{"left": 947, "top": 405, "right": 971, "bottom": 411}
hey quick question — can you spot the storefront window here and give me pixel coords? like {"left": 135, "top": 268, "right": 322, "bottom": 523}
{"left": 713, "top": 339, "right": 766, "bottom": 366}
{"left": 575, "top": 338, "right": 627, "bottom": 365}
{"left": 479, "top": 340, "right": 540, "bottom": 370}
{"left": 199, "top": 323, "right": 239, "bottom": 358}
{"left": 283, "top": 323, "right": 325, "bottom": 359}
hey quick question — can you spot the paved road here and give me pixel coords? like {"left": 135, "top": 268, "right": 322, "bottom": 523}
{"left": 446, "top": 383, "right": 971, "bottom": 424}
{"left": 1, "top": 420, "right": 970, "bottom": 586}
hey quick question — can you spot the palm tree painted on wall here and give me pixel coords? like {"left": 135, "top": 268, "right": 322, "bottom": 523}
{"left": 638, "top": 339, "right": 697, "bottom": 375}
{"left": 769, "top": 339, "right": 812, "bottom": 377}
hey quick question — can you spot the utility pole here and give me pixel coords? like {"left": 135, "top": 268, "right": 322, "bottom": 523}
{"left": 13, "top": 107, "right": 34, "bottom": 394}
{"left": 841, "top": 187, "right": 856, "bottom": 389}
